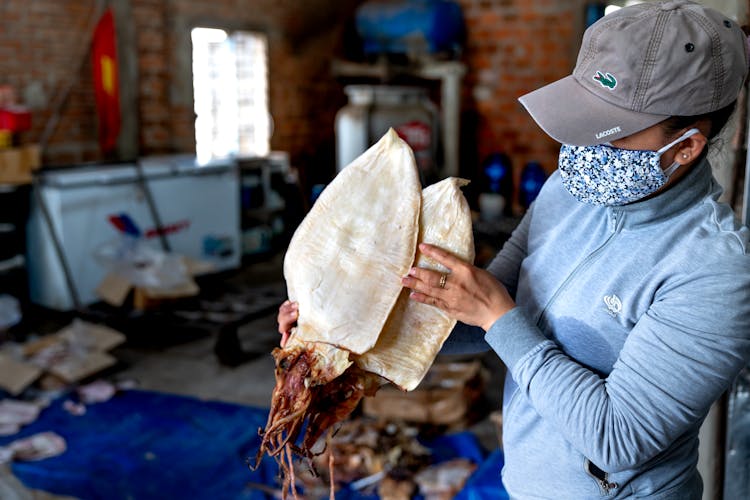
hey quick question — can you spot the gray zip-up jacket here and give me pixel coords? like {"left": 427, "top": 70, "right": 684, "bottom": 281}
{"left": 448, "top": 156, "right": 750, "bottom": 498}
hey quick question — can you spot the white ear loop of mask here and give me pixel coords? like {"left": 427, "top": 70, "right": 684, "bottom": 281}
{"left": 659, "top": 128, "right": 700, "bottom": 177}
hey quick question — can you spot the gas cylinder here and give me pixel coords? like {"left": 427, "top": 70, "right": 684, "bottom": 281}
{"left": 335, "top": 85, "right": 438, "bottom": 182}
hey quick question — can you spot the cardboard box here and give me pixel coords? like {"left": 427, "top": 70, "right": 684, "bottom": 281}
{"left": 0, "top": 144, "right": 40, "bottom": 184}
{"left": 55, "top": 321, "right": 126, "bottom": 352}
{"left": 0, "top": 320, "right": 127, "bottom": 394}
{"left": 47, "top": 350, "right": 118, "bottom": 385}
{"left": 22, "top": 322, "right": 125, "bottom": 358}
{"left": 132, "top": 280, "right": 200, "bottom": 310}
{"left": 363, "top": 360, "right": 486, "bottom": 426}
{"left": 96, "top": 256, "right": 210, "bottom": 310}
{"left": 0, "top": 352, "right": 42, "bottom": 396}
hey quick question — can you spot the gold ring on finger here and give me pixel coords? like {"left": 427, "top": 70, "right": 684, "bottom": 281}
{"left": 439, "top": 273, "right": 447, "bottom": 289}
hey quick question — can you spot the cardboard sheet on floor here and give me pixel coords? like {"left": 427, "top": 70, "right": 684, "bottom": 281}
{"left": 0, "top": 390, "right": 508, "bottom": 499}
{"left": 0, "top": 353, "right": 42, "bottom": 396}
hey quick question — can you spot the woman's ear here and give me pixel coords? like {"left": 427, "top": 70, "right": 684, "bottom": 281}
{"left": 675, "top": 132, "right": 708, "bottom": 165}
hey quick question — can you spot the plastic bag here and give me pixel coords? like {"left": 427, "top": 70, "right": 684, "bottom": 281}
{"left": 94, "top": 235, "right": 191, "bottom": 289}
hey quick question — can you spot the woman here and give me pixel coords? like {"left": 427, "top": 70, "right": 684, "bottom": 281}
{"left": 280, "top": 1, "right": 750, "bottom": 498}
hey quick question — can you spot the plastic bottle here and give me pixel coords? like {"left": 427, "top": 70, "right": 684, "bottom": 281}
{"left": 478, "top": 153, "right": 512, "bottom": 221}
{"left": 481, "top": 153, "right": 513, "bottom": 198}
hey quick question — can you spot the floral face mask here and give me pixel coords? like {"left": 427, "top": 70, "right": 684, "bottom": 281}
{"left": 558, "top": 128, "right": 700, "bottom": 206}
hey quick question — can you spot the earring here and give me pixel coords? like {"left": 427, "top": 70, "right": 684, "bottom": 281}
{"left": 682, "top": 153, "right": 689, "bottom": 159}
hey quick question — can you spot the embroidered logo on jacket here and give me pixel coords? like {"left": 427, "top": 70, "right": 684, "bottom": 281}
{"left": 603, "top": 294, "right": 622, "bottom": 317}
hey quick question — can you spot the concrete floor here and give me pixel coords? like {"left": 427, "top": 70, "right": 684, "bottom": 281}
{"left": 111, "top": 252, "right": 289, "bottom": 407}
{"left": 112, "top": 315, "right": 503, "bottom": 443}
{"left": 2, "top": 254, "right": 504, "bottom": 498}
{"left": 111, "top": 251, "right": 504, "bottom": 448}
{"left": 113, "top": 311, "right": 279, "bottom": 407}
{"left": 113, "top": 315, "right": 502, "bottom": 446}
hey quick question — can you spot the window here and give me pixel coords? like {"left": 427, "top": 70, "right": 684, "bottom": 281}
{"left": 586, "top": 1, "right": 644, "bottom": 27}
{"left": 604, "top": 0, "right": 644, "bottom": 16}
{"left": 604, "top": 5, "right": 622, "bottom": 15}
{"left": 191, "top": 28, "right": 270, "bottom": 163}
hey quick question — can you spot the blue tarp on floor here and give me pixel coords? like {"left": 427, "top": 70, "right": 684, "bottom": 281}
{"left": 0, "top": 390, "right": 507, "bottom": 499}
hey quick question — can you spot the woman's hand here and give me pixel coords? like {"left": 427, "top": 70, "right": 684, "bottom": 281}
{"left": 401, "top": 243, "right": 516, "bottom": 331}
{"left": 277, "top": 300, "right": 298, "bottom": 347}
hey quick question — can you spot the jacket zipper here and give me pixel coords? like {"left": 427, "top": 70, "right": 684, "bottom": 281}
{"left": 584, "top": 459, "right": 618, "bottom": 496}
{"left": 536, "top": 209, "right": 623, "bottom": 331}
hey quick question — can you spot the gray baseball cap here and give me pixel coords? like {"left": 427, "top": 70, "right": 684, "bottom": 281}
{"left": 519, "top": 0, "right": 748, "bottom": 146}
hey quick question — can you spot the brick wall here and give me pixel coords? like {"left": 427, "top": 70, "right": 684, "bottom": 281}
{"left": 0, "top": 0, "right": 359, "bottom": 178}
{"left": 134, "top": 0, "right": 172, "bottom": 155}
{"left": 0, "top": 1, "right": 102, "bottom": 164}
{"left": 456, "top": 0, "right": 750, "bottom": 207}
{"left": 2, "top": 0, "right": 747, "bottom": 194}
{"left": 162, "top": 0, "right": 360, "bottom": 187}
{"left": 1, "top": 0, "right": 579, "bottom": 180}
{"left": 457, "top": 0, "right": 584, "bottom": 202}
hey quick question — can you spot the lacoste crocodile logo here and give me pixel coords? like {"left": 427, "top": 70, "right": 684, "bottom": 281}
{"left": 593, "top": 71, "right": 617, "bottom": 89}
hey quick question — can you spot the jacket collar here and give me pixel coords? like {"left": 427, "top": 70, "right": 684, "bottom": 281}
{"left": 612, "top": 154, "right": 715, "bottom": 229}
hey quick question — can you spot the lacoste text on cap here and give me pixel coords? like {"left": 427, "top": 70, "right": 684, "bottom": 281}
{"left": 518, "top": 0, "right": 749, "bottom": 146}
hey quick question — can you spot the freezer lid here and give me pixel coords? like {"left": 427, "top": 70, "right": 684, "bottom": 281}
{"left": 138, "top": 154, "right": 236, "bottom": 176}
{"left": 38, "top": 164, "right": 140, "bottom": 187}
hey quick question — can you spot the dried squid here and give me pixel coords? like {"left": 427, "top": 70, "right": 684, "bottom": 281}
{"left": 254, "top": 129, "right": 474, "bottom": 498}
{"left": 357, "top": 177, "right": 475, "bottom": 391}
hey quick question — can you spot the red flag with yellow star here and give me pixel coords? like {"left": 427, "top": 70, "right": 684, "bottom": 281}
{"left": 92, "top": 8, "right": 121, "bottom": 153}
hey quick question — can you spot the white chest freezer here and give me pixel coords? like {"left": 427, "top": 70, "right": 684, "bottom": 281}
{"left": 27, "top": 155, "right": 240, "bottom": 310}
